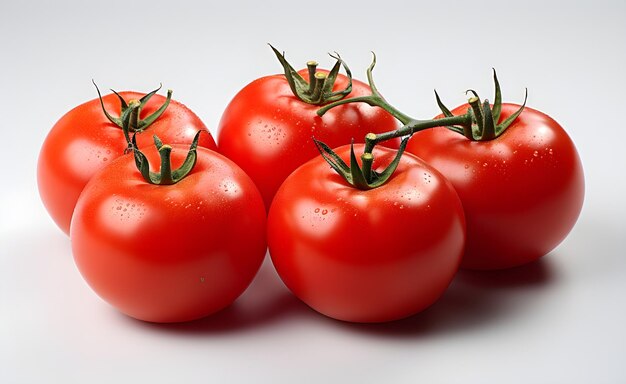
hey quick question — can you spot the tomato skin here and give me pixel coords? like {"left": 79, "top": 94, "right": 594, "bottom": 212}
{"left": 407, "top": 104, "right": 585, "bottom": 270}
{"left": 267, "top": 144, "right": 465, "bottom": 323}
{"left": 70, "top": 145, "right": 265, "bottom": 323}
{"left": 38, "top": 92, "right": 217, "bottom": 235}
{"left": 217, "top": 70, "right": 398, "bottom": 210}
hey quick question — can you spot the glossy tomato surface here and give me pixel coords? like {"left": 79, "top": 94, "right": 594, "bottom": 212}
{"left": 38, "top": 91, "right": 217, "bottom": 235}
{"left": 407, "top": 104, "right": 585, "bottom": 270}
{"left": 268, "top": 144, "right": 465, "bottom": 323}
{"left": 71, "top": 145, "right": 265, "bottom": 323}
{"left": 218, "top": 69, "right": 398, "bottom": 210}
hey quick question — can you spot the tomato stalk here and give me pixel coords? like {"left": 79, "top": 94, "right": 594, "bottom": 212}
{"left": 318, "top": 57, "right": 527, "bottom": 143}
{"left": 270, "top": 44, "right": 353, "bottom": 105}
{"left": 313, "top": 54, "right": 527, "bottom": 190}
{"left": 92, "top": 80, "right": 173, "bottom": 144}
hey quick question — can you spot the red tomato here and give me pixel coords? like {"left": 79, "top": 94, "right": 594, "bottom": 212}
{"left": 407, "top": 104, "right": 585, "bottom": 270}
{"left": 70, "top": 143, "right": 266, "bottom": 323}
{"left": 217, "top": 69, "right": 398, "bottom": 210}
{"left": 267, "top": 144, "right": 465, "bottom": 323}
{"left": 38, "top": 90, "right": 217, "bottom": 235}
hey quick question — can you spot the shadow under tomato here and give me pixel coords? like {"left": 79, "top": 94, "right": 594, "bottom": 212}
{"left": 123, "top": 253, "right": 557, "bottom": 336}
{"left": 339, "top": 256, "right": 556, "bottom": 338}
{"left": 127, "top": 257, "right": 313, "bottom": 334}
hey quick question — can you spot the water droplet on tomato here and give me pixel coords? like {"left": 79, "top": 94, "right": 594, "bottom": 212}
{"left": 321, "top": 209, "right": 328, "bottom": 215}
{"left": 314, "top": 208, "right": 320, "bottom": 213}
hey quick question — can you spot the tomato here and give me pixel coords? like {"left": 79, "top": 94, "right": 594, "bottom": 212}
{"left": 217, "top": 63, "right": 398, "bottom": 210}
{"left": 38, "top": 89, "right": 217, "bottom": 235}
{"left": 267, "top": 144, "right": 465, "bottom": 323}
{"left": 70, "top": 139, "right": 266, "bottom": 323}
{"left": 406, "top": 103, "right": 585, "bottom": 270}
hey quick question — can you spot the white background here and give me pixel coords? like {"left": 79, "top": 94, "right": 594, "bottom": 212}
{"left": 2, "top": 1, "right": 625, "bottom": 383}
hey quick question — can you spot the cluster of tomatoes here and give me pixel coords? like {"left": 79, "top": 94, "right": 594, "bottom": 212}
{"left": 37, "top": 47, "right": 585, "bottom": 324}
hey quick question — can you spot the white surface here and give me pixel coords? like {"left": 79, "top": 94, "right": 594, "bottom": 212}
{"left": 2, "top": 1, "right": 625, "bottom": 383}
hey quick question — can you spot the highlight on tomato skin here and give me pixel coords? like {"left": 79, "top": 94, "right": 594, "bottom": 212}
{"left": 267, "top": 143, "right": 466, "bottom": 323}
{"left": 407, "top": 103, "right": 585, "bottom": 270}
{"left": 70, "top": 143, "right": 266, "bottom": 323}
{"left": 37, "top": 87, "right": 217, "bottom": 236}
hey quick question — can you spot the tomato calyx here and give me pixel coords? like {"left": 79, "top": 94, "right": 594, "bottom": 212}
{"left": 317, "top": 55, "right": 527, "bottom": 142}
{"left": 118, "top": 99, "right": 199, "bottom": 185}
{"left": 269, "top": 44, "right": 353, "bottom": 105}
{"left": 435, "top": 69, "right": 528, "bottom": 141}
{"left": 313, "top": 136, "right": 409, "bottom": 190}
{"left": 92, "top": 80, "right": 172, "bottom": 140}
{"left": 132, "top": 131, "right": 201, "bottom": 185}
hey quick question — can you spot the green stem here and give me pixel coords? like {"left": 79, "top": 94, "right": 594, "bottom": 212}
{"left": 317, "top": 94, "right": 414, "bottom": 125}
{"left": 361, "top": 152, "right": 374, "bottom": 183}
{"left": 128, "top": 100, "right": 141, "bottom": 132}
{"left": 468, "top": 96, "right": 484, "bottom": 135}
{"left": 158, "top": 145, "right": 174, "bottom": 185}
{"left": 307, "top": 61, "right": 318, "bottom": 94}
{"left": 121, "top": 100, "right": 142, "bottom": 150}
{"left": 363, "top": 114, "right": 472, "bottom": 154}
{"left": 311, "top": 72, "right": 327, "bottom": 104}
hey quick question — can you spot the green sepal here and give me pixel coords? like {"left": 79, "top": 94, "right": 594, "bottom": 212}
{"left": 153, "top": 134, "right": 164, "bottom": 150}
{"left": 92, "top": 80, "right": 172, "bottom": 134}
{"left": 435, "top": 70, "right": 527, "bottom": 141}
{"left": 269, "top": 44, "right": 353, "bottom": 105}
{"left": 480, "top": 99, "right": 496, "bottom": 140}
{"left": 313, "top": 138, "right": 351, "bottom": 180}
{"left": 496, "top": 88, "right": 527, "bottom": 136}
{"left": 136, "top": 86, "right": 172, "bottom": 131}
{"left": 171, "top": 130, "right": 201, "bottom": 181}
{"left": 434, "top": 89, "right": 467, "bottom": 137}
{"left": 132, "top": 131, "right": 202, "bottom": 185}
{"left": 435, "top": 89, "right": 454, "bottom": 118}
{"left": 322, "top": 52, "right": 353, "bottom": 102}
{"left": 313, "top": 137, "right": 409, "bottom": 190}
{"left": 367, "top": 137, "right": 409, "bottom": 189}
{"left": 269, "top": 44, "right": 310, "bottom": 101}
{"left": 349, "top": 141, "right": 370, "bottom": 190}
{"left": 492, "top": 69, "right": 503, "bottom": 124}
{"left": 93, "top": 79, "right": 123, "bottom": 127}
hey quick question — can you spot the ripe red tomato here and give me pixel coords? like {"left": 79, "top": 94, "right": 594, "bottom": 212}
{"left": 217, "top": 68, "right": 398, "bottom": 209}
{"left": 267, "top": 144, "right": 465, "bottom": 323}
{"left": 70, "top": 142, "right": 266, "bottom": 323}
{"left": 407, "top": 104, "right": 584, "bottom": 270}
{"left": 38, "top": 89, "right": 217, "bottom": 235}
